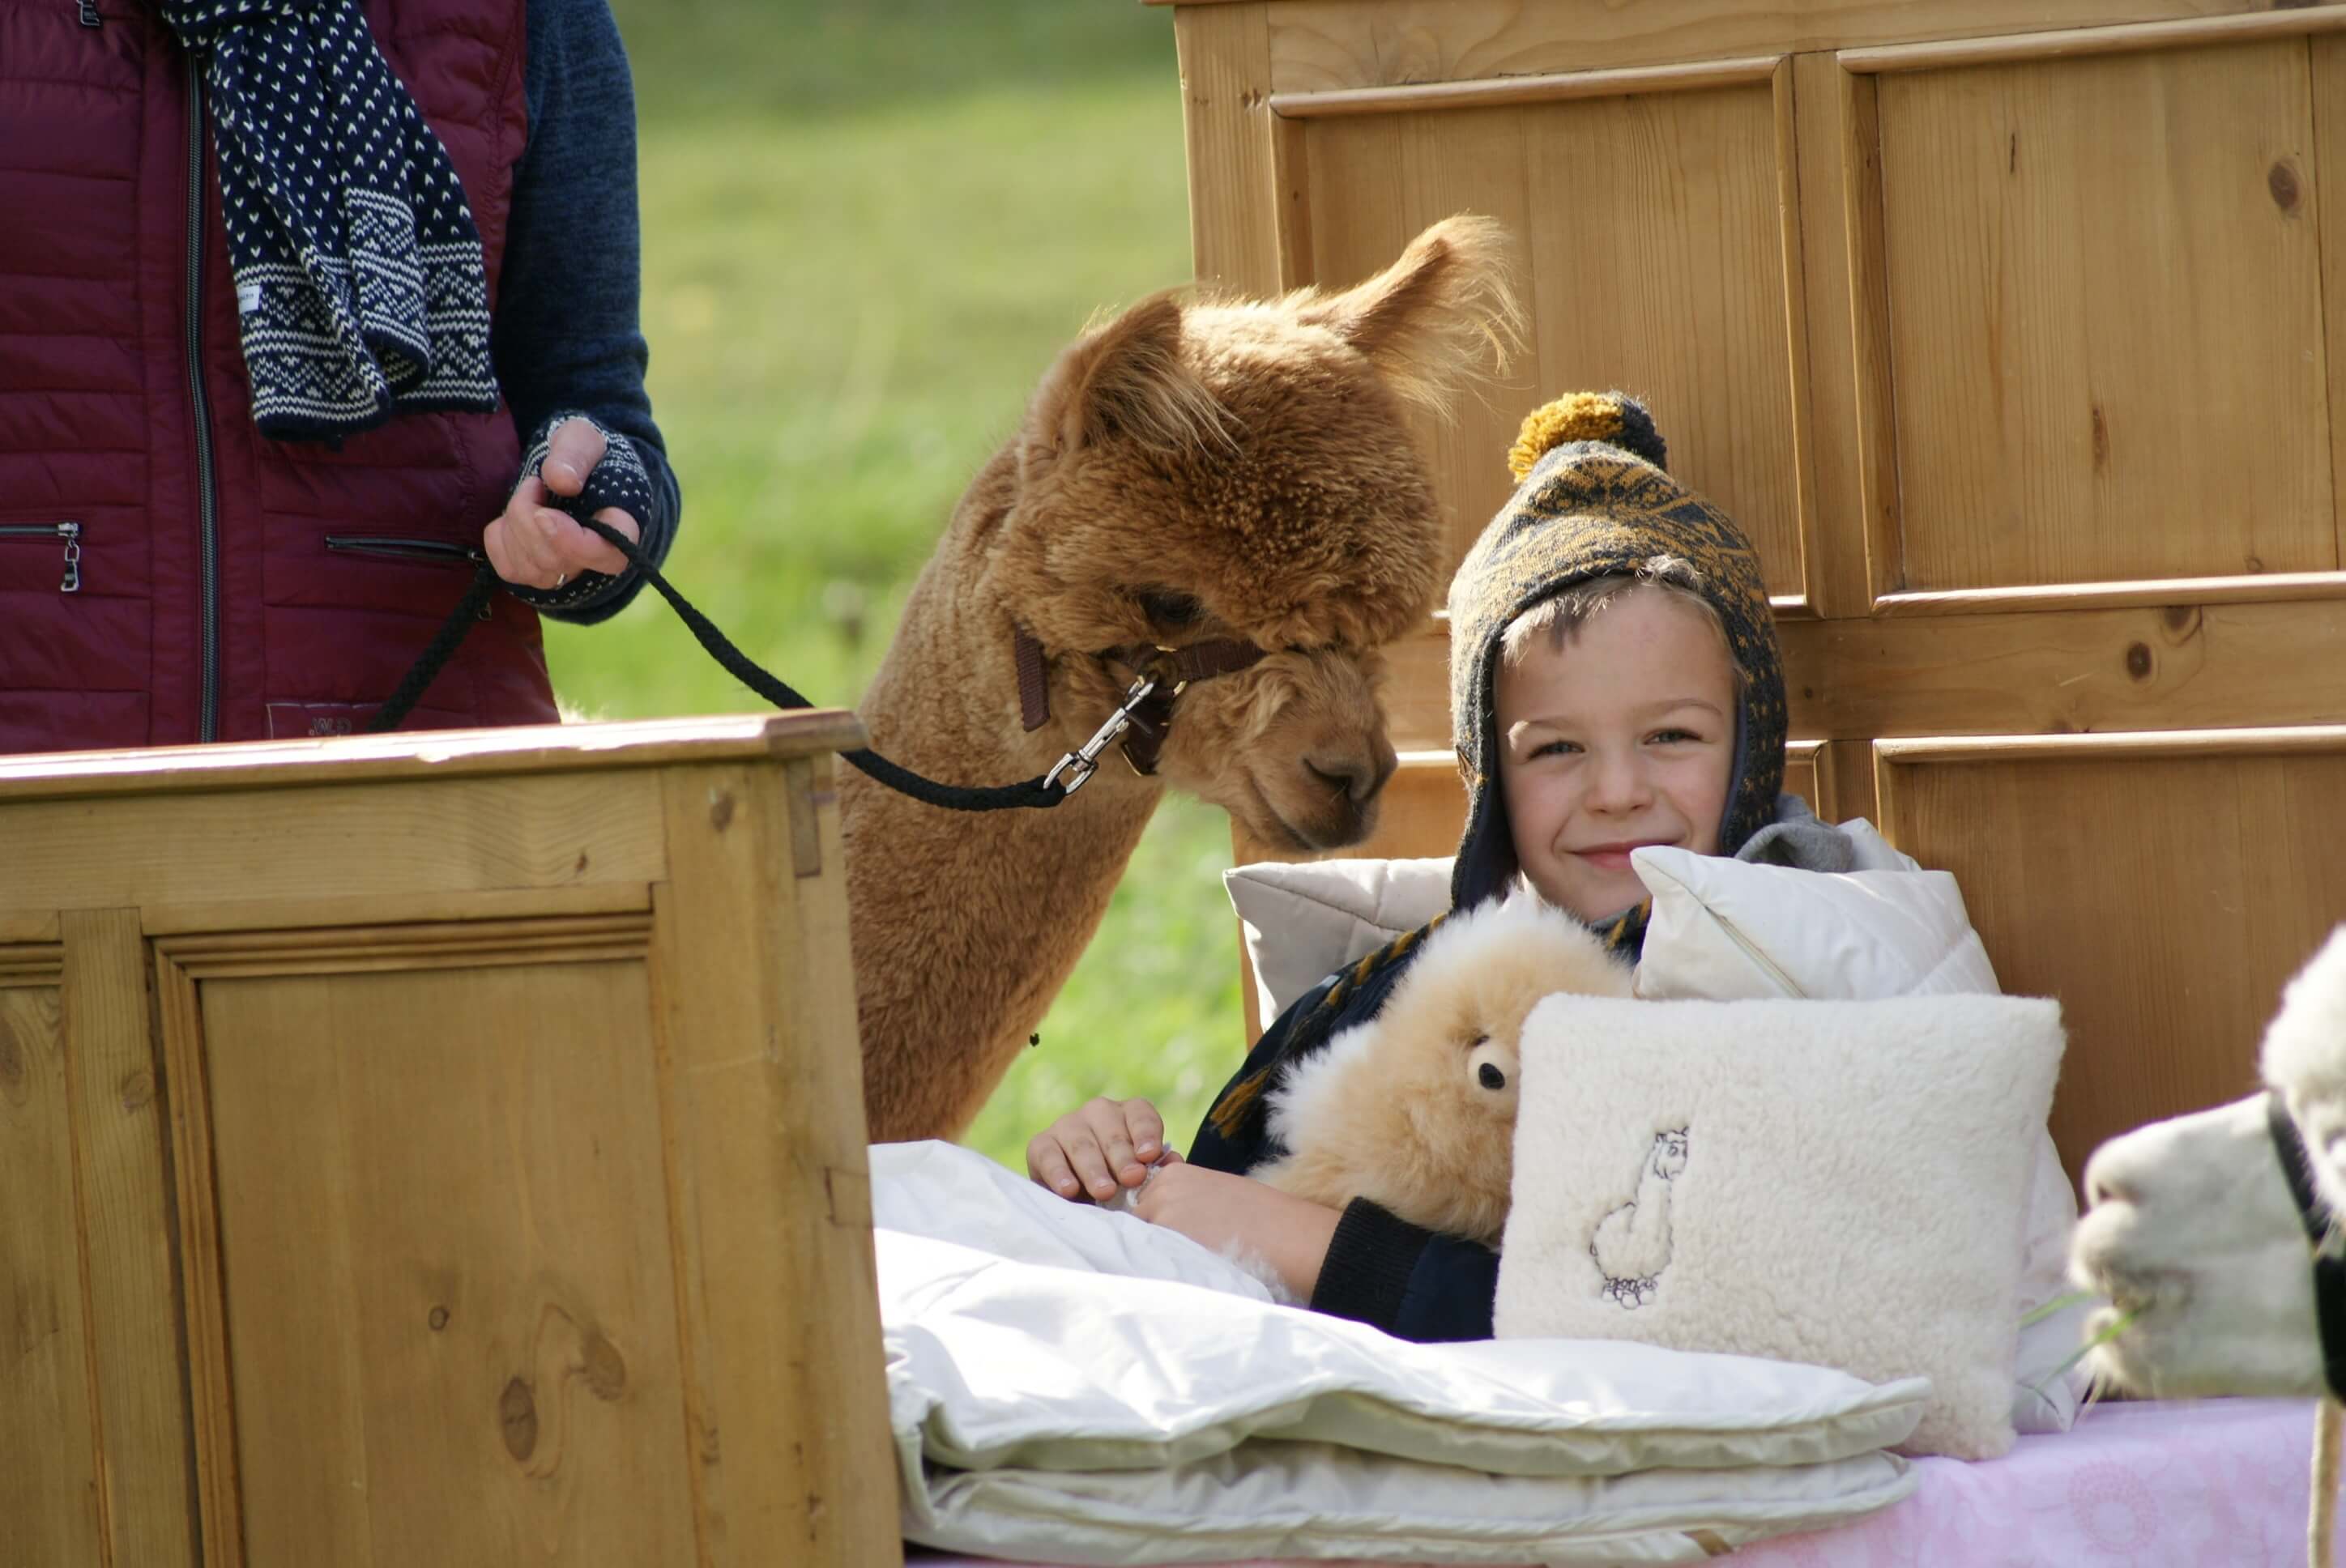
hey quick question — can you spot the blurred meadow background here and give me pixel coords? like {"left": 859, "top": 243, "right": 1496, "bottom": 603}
{"left": 573, "top": 0, "right": 1244, "bottom": 1167}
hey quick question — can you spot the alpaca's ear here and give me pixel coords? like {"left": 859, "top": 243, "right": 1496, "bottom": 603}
{"left": 1026, "top": 292, "right": 1231, "bottom": 467}
{"left": 1292, "top": 215, "right": 1523, "bottom": 415}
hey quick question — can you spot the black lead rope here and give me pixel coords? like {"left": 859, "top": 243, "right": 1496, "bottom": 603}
{"left": 366, "top": 518, "right": 1072, "bottom": 812}
{"left": 2267, "top": 1089, "right": 2346, "bottom": 1403}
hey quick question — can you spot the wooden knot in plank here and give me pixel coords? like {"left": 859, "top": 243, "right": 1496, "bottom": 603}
{"left": 498, "top": 1376, "right": 539, "bottom": 1462}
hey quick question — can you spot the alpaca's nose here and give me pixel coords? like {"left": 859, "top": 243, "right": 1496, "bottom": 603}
{"left": 1307, "top": 735, "right": 1397, "bottom": 804}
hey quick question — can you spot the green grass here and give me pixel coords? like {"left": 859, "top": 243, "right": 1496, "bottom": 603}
{"left": 569, "top": 1, "right": 1247, "bottom": 1170}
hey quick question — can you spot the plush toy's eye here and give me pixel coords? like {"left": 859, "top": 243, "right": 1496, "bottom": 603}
{"left": 1478, "top": 1062, "right": 1506, "bottom": 1091}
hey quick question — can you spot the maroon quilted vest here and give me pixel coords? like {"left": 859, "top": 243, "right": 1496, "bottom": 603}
{"left": 0, "top": 0, "right": 557, "bottom": 754}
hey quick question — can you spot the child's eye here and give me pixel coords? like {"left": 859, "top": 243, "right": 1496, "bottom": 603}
{"left": 1529, "top": 739, "right": 1582, "bottom": 760}
{"left": 1648, "top": 728, "right": 1704, "bottom": 745}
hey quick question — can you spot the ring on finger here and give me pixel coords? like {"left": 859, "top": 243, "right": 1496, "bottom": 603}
{"left": 553, "top": 572, "right": 568, "bottom": 589}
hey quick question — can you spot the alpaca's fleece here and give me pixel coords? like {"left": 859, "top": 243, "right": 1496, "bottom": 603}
{"left": 2262, "top": 924, "right": 2346, "bottom": 1216}
{"left": 1255, "top": 894, "right": 1632, "bottom": 1246}
{"left": 847, "top": 218, "right": 1522, "bottom": 1141}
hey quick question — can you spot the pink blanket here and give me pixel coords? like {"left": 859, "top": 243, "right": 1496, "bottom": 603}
{"left": 911, "top": 1397, "right": 2315, "bottom": 1567}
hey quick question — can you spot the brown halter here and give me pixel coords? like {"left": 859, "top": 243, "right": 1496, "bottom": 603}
{"left": 1013, "top": 626, "right": 1269, "bottom": 782}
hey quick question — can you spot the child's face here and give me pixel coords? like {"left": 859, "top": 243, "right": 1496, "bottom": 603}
{"left": 1494, "top": 587, "right": 1738, "bottom": 922}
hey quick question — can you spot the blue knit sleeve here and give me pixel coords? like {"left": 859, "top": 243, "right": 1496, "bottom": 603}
{"left": 492, "top": 0, "right": 680, "bottom": 624}
{"left": 1311, "top": 1199, "right": 1499, "bottom": 1342}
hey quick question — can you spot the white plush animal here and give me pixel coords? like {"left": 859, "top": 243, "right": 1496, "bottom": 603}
{"left": 1252, "top": 893, "right": 1636, "bottom": 1248}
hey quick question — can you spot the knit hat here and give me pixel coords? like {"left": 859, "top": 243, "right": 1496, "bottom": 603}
{"left": 1446, "top": 392, "right": 1788, "bottom": 918}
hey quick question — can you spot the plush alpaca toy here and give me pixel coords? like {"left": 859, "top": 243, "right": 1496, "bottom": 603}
{"left": 1252, "top": 893, "right": 1636, "bottom": 1248}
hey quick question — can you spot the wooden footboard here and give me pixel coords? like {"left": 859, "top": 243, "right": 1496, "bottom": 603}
{"left": 0, "top": 714, "right": 899, "bottom": 1567}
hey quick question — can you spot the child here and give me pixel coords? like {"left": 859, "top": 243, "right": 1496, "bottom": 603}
{"left": 1026, "top": 391, "right": 1857, "bottom": 1338}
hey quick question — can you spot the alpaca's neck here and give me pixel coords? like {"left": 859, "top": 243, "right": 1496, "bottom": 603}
{"left": 1636, "top": 1165, "right": 1674, "bottom": 1221}
{"left": 842, "top": 466, "right": 1175, "bottom": 1140}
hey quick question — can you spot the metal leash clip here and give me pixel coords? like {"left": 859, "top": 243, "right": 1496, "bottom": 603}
{"left": 1043, "top": 674, "right": 1159, "bottom": 796}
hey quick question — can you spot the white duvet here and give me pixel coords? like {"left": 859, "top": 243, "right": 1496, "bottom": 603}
{"left": 874, "top": 1142, "right": 1926, "bottom": 1564}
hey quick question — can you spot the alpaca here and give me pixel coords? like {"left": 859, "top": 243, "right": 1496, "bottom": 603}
{"left": 2070, "top": 926, "right": 2346, "bottom": 1564}
{"left": 2068, "top": 925, "right": 2346, "bottom": 1399}
{"left": 1592, "top": 1127, "right": 1690, "bottom": 1310}
{"left": 1249, "top": 893, "right": 1636, "bottom": 1247}
{"left": 844, "top": 217, "right": 1521, "bottom": 1142}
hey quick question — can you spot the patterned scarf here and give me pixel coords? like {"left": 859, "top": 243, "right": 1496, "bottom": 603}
{"left": 160, "top": 1, "right": 500, "bottom": 439}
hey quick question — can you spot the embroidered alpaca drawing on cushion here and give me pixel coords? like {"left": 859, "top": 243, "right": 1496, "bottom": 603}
{"left": 1592, "top": 1126, "right": 1689, "bottom": 1309}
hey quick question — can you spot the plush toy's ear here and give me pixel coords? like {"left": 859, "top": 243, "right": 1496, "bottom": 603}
{"left": 1291, "top": 214, "right": 1523, "bottom": 414}
{"left": 1024, "top": 292, "right": 1231, "bottom": 469}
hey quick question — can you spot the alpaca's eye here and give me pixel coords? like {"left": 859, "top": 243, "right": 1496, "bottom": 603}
{"left": 1137, "top": 588, "right": 1203, "bottom": 627}
{"left": 1478, "top": 1063, "right": 1506, "bottom": 1091}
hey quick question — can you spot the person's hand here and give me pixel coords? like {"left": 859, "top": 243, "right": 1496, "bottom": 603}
{"left": 1132, "top": 1163, "right": 1341, "bottom": 1299}
{"left": 1027, "top": 1096, "right": 1171, "bottom": 1202}
{"left": 484, "top": 416, "right": 642, "bottom": 589}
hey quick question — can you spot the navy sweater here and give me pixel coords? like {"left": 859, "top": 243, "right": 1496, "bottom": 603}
{"left": 491, "top": 0, "right": 679, "bottom": 624}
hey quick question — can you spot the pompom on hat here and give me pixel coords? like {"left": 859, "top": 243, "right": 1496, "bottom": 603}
{"left": 1445, "top": 392, "right": 1789, "bottom": 936}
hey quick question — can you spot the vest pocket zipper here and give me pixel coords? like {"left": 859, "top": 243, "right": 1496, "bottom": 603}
{"left": 0, "top": 522, "right": 82, "bottom": 593}
{"left": 326, "top": 535, "right": 493, "bottom": 620}
{"left": 325, "top": 535, "right": 486, "bottom": 567}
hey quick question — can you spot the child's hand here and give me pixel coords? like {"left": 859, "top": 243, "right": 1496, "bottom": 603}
{"left": 1132, "top": 1164, "right": 1341, "bottom": 1299}
{"left": 1027, "top": 1097, "right": 1173, "bottom": 1202}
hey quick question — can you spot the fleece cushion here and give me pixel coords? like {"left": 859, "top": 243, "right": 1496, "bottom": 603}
{"left": 1223, "top": 830, "right": 2088, "bottom": 1434}
{"left": 1493, "top": 993, "right": 2066, "bottom": 1460}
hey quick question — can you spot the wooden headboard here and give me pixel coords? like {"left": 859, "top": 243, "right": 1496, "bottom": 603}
{"left": 1166, "top": 0, "right": 2346, "bottom": 1186}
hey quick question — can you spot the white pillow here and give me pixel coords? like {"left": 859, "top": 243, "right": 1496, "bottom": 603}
{"left": 1631, "top": 844, "right": 1998, "bottom": 1002}
{"left": 1494, "top": 993, "right": 2066, "bottom": 1460}
{"left": 1222, "top": 829, "right": 2087, "bottom": 1432}
{"left": 1224, "top": 854, "right": 1451, "bottom": 1024}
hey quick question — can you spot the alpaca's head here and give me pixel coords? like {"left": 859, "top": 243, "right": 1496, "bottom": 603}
{"left": 986, "top": 216, "right": 1520, "bottom": 850}
{"left": 1275, "top": 895, "right": 1632, "bottom": 1245}
{"left": 1653, "top": 1128, "right": 1689, "bottom": 1179}
{"left": 2068, "top": 924, "right": 2346, "bottom": 1399}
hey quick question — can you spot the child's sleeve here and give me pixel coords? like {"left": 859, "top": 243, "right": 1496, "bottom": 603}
{"left": 1312, "top": 1199, "right": 1498, "bottom": 1341}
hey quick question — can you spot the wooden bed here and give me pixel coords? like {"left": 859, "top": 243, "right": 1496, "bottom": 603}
{"left": 1170, "top": 0, "right": 2346, "bottom": 1188}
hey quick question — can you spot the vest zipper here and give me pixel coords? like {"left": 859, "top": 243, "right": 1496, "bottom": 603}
{"left": 184, "top": 53, "right": 221, "bottom": 742}
{"left": 0, "top": 522, "right": 81, "bottom": 593}
{"left": 323, "top": 535, "right": 487, "bottom": 566}
{"left": 325, "top": 537, "right": 496, "bottom": 621}
{"left": 77, "top": 2, "right": 102, "bottom": 26}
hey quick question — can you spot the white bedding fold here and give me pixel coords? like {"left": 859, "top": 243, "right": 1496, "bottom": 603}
{"left": 872, "top": 1143, "right": 1926, "bottom": 1564}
